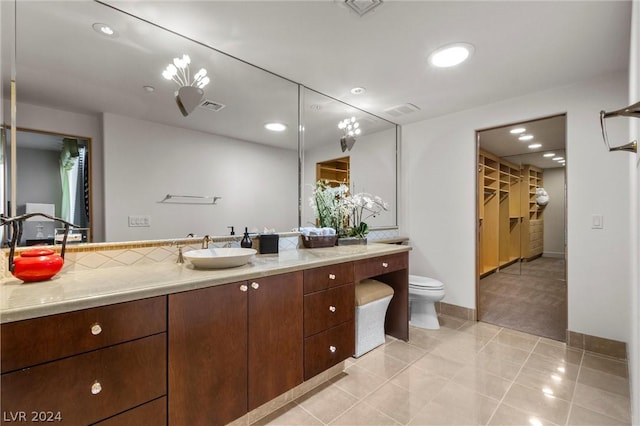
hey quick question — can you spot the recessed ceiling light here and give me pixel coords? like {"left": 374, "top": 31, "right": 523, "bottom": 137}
{"left": 553, "top": 156, "right": 564, "bottom": 161}
{"left": 265, "top": 122, "right": 287, "bottom": 132}
{"left": 143, "top": 85, "right": 155, "bottom": 93}
{"left": 350, "top": 87, "right": 366, "bottom": 95}
{"left": 92, "top": 23, "right": 116, "bottom": 37}
{"left": 528, "top": 143, "right": 542, "bottom": 149}
{"left": 510, "top": 127, "right": 526, "bottom": 134}
{"left": 543, "top": 153, "right": 555, "bottom": 157}
{"left": 519, "top": 134, "right": 534, "bottom": 141}
{"left": 428, "top": 43, "right": 474, "bottom": 68}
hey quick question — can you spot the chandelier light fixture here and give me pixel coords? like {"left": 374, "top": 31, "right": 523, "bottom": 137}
{"left": 338, "top": 117, "right": 361, "bottom": 152}
{"left": 162, "top": 54, "right": 210, "bottom": 117}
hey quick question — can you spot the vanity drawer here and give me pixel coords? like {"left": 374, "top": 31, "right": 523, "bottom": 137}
{"left": 0, "top": 333, "right": 166, "bottom": 425}
{"left": 354, "top": 253, "right": 408, "bottom": 281}
{"left": 304, "top": 320, "right": 354, "bottom": 380}
{"left": 304, "top": 262, "right": 354, "bottom": 294}
{"left": 93, "top": 397, "right": 167, "bottom": 426}
{"left": 1, "top": 296, "right": 166, "bottom": 373}
{"left": 304, "top": 283, "right": 354, "bottom": 337}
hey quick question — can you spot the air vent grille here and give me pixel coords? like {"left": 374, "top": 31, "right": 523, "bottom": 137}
{"left": 200, "top": 100, "right": 226, "bottom": 112}
{"left": 384, "top": 103, "right": 421, "bottom": 117}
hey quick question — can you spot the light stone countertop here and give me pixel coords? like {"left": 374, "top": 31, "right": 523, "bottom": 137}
{"left": 0, "top": 243, "right": 410, "bottom": 324}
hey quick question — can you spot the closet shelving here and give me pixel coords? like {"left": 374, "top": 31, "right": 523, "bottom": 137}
{"left": 316, "top": 156, "right": 350, "bottom": 187}
{"left": 478, "top": 150, "right": 543, "bottom": 277}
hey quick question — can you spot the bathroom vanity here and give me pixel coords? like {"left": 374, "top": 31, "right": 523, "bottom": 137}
{"left": 0, "top": 244, "right": 409, "bottom": 425}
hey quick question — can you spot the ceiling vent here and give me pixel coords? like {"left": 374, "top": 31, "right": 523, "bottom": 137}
{"left": 199, "top": 100, "right": 226, "bottom": 112}
{"left": 344, "top": 0, "right": 383, "bottom": 17}
{"left": 384, "top": 103, "right": 421, "bottom": 117}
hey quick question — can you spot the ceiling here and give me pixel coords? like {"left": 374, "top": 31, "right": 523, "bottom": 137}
{"left": 2, "top": 1, "right": 631, "bottom": 160}
{"left": 104, "top": 0, "right": 631, "bottom": 125}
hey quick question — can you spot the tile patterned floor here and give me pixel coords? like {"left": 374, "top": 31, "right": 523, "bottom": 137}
{"left": 252, "top": 315, "right": 631, "bottom": 426}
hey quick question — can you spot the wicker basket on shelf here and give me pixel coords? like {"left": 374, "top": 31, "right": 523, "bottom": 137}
{"left": 301, "top": 235, "right": 337, "bottom": 248}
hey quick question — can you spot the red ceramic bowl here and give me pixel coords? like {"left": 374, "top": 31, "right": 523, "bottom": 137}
{"left": 12, "top": 248, "right": 64, "bottom": 282}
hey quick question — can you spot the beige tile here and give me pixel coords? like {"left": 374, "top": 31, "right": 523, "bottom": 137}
{"left": 515, "top": 366, "right": 577, "bottom": 402}
{"left": 523, "top": 352, "right": 580, "bottom": 381}
{"left": 412, "top": 352, "right": 466, "bottom": 379}
{"left": 577, "top": 366, "right": 630, "bottom": 397}
{"left": 437, "top": 314, "right": 467, "bottom": 330}
{"left": 458, "top": 321, "right": 502, "bottom": 340}
{"left": 363, "top": 381, "right": 429, "bottom": 424}
{"left": 407, "top": 328, "right": 444, "bottom": 351}
{"left": 488, "top": 402, "right": 560, "bottom": 426}
{"left": 452, "top": 366, "right": 513, "bottom": 401}
{"left": 581, "top": 352, "right": 628, "bottom": 378}
{"left": 480, "top": 341, "right": 531, "bottom": 365}
{"left": 573, "top": 383, "right": 631, "bottom": 423}
{"left": 567, "top": 404, "right": 631, "bottom": 426}
{"left": 414, "top": 381, "right": 498, "bottom": 425}
{"left": 251, "top": 402, "right": 322, "bottom": 426}
{"left": 354, "top": 350, "right": 409, "bottom": 379}
{"left": 502, "top": 383, "right": 571, "bottom": 425}
{"left": 381, "top": 339, "right": 428, "bottom": 364}
{"left": 295, "top": 382, "right": 358, "bottom": 424}
{"left": 330, "top": 364, "right": 388, "bottom": 399}
{"left": 473, "top": 352, "right": 523, "bottom": 381}
{"left": 495, "top": 328, "right": 540, "bottom": 352}
{"left": 390, "top": 365, "right": 449, "bottom": 402}
{"left": 532, "top": 341, "right": 583, "bottom": 365}
{"left": 330, "top": 401, "right": 400, "bottom": 425}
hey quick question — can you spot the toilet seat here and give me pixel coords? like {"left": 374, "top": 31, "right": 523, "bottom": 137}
{"left": 409, "top": 275, "right": 444, "bottom": 291}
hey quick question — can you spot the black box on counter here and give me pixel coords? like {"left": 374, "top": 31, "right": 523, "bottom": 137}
{"left": 259, "top": 234, "right": 279, "bottom": 254}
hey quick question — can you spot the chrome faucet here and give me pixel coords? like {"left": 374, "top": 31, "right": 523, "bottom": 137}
{"left": 202, "top": 235, "right": 212, "bottom": 249}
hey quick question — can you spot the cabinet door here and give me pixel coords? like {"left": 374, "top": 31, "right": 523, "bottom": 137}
{"left": 169, "top": 282, "right": 248, "bottom": 426}
{"left": 248, "top": 272, "right": 303, "bottom": 410}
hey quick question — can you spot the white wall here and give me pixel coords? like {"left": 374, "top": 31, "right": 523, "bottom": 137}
{"left": 402, "top": 71, "right": 631, "bottom": 342}
{"left": 103, "top": 113, "right": 298, "bottom": 241}
{"left": 542, "top": 167, "right": 565, "bottom": 258}
{"left": 13, "top": 102, "right": 104, "bottom": 241}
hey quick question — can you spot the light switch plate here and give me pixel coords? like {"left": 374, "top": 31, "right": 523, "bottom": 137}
{"left": 592, "top": 214, "right": 603, "bottom": 229}
{"left": 128, "top": 215, "right": 151, "bottom": 227}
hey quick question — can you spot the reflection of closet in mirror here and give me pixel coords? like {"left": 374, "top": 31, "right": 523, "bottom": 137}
{"left": 316, "top": 156, "right": 350, "bottom": 187}
{"left": 477, "top": 114, "right": 567, "bottom": 341}
{"left": 6, "top": 128, "right": 91, "bottom": 246}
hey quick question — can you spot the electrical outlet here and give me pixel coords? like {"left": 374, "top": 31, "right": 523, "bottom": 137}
{"left": 128, "top": 215, "right": 151, "bottom": 227}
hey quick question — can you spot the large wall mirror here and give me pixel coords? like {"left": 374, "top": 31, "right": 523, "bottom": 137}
{"left": 301, "top": 88, "right": 398, "bottom": 229}
{"left": 1, "top": 1, "right": 398, "bottom": 246}
{"left": 477, "top": 114, "right": 567, "bottom": 341}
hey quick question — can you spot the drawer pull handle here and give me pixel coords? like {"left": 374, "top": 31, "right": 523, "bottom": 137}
{"left": 91, "top": 381, "right": 102, "bottom": 395}
{"left": 329, "top": 345, "right": 337, "bottom": 353}
{"left": 251, "top": 282, "right": 260, "bottom": 290}
{"left": 329, "top": 306, "right": 336, "bottom": 313}
{"left": 90, "top": 324, "right": 102, "bottom": 336}
{"left": 328, "top": 274, "right": 336, "bottom": 280}
{"left": 382, "top": 262, "right": 389, "bottom": 268}
{"left": 240, "top": 284, "right": 248, "bottom": 292}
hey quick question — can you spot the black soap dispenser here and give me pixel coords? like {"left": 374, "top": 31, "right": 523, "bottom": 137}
{"left": 241, "top": 227, "right": 252, "bottom": 248}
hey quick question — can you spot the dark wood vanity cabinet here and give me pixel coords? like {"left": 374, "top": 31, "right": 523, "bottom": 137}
{"left": 0, "top": 297, "right": 167, "bottom": 426}
{"left": 168, "top": 271, "right": 303, "bottom": 426}
{"left": 303, "top": 263, "right": 355, "bottom": 380}
{"left": 355, "top": 252, "right": 410, "bottom": 341}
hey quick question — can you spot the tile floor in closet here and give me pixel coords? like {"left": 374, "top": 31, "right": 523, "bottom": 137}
{"left": 252, "top": 315, "right": 631, "bottom": 426}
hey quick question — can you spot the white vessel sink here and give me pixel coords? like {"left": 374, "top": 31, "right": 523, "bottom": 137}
{"left": 184, "top": 247, "right": 257, "bottom": 269}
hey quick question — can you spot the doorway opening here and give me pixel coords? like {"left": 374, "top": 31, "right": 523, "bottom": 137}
{"left": 476, "top": 114, "right": 567, "bottom": 341}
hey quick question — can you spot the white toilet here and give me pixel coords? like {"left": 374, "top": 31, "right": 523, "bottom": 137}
{"left": 409, "top": 275, "right": 445, "bottom": 329}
